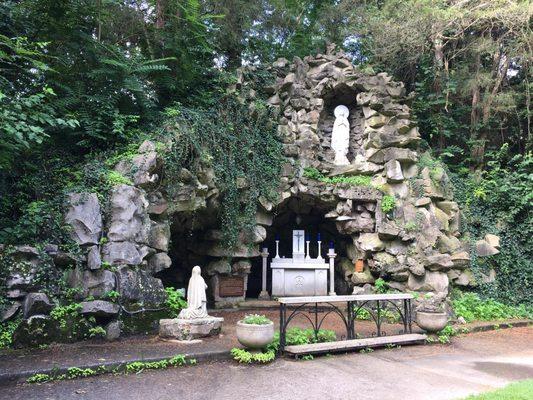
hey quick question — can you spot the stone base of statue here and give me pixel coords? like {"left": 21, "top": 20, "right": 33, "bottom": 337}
{"left": 159, "top": 317, "right": 224, "bottom": 341}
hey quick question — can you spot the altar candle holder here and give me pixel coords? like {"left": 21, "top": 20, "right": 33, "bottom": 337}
{"left": 317, "top": 233, "right": 322, "bottom": 259}
{"left": 327, "top": 242, "right": 336, "bottom": 296}
{"left": 305, "top": 233, "right": 311, "bottom": 259}
{"left": 275, "top": 234, "right": 280, "bottom": 259}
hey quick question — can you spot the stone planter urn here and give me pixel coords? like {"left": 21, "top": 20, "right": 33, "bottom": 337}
{"left": 236, "top": 319, "right": 274, "bottom": 349}
{"left": 416, "top": 311, "right": 448, "bottom": 333}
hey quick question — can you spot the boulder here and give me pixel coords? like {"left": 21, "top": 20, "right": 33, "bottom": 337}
{"left": 476, "top": 240, "right": 499, "bottom": 257}
{"left": 23, "top": 293, "right": 53, "bottom": 318}
{"left": 425, "top": 253, "right": 453, "bottom": 271}
{"left": 351, "top": 267, "right": 375, "bottom": 285}
{"left": 357, "top": 233, "right": 385, "bottom": 252}
{"left": 116, "top": 266, "right": 166, "bottom": 306}
{"left": 450, "top": 251, "right": 470, "bottom": 269}
{"left": 484, "top": 234, "right": 500, "bottom": 249}
{"left": 147, "top": 192, "right": 168, "bottom": 215}
{"left": 80, "top": 300, "right": 120, "bottom": 318}
{"left": 453, "top": 270, "right": 476, "bottom": 287}
{"left": 408, "top": 271, "right": 449, "bottom": 293}
{"left": 115, "top": 141, "right": 160, "bottom": 187}
{"left": 65, "top": 193, "right": 102, "bottom": 245}
{"left": 147, "top": 253, "right": 172, "bottom": 274}
{"left": 232, "top": 260, "right": 252, "bottom": 274}
{"left": 107, "top": 185, "right": 150, "bottom": 243}
{"left": 377, "top": 222, "right": 400, "bottom": 240}
{"left": 1, "top": 302, "right": 21, "bottom": 322}
{"left": 102, "top": 242, "right": 143, "bottom": 265}
{"left": 67, "top": 268, "right": 115, "bottom": 298}
{"left": 206, "top": 259, "right": 232, "bottom": 276}
{"left": 87, "top": 246, "right": 101, "bottom": 270}
{"left": 105, "top": 320, "right": 121, "bottom": 341}
{"left": 384, "top": 160, "right": 404, "bottom": 182}
{"left": 436, "top": 201, "right": 458, "bottom": 215}
{"left": 436, "top": 234, "right": 462, "bottom": 254}
{"left": 415, "top": 197, "right": 431, "bottom": 207}
{"left": 148, "top": 221, "right": 170, "bottom": 252}
{"left": 197, "top": 242, "right": 260, "bottom": 258}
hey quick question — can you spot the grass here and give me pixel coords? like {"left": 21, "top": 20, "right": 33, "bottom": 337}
{"left": 460, "top": 380, "right": 533, "bottom": 399}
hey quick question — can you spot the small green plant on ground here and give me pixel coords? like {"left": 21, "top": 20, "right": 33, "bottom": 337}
{"left": 460, "top": 379, "right": 533, "bottom": 400}
{"left": 0, "top": 319, "right": 20, "bottom": 349}
{"left": 359, "top": 347, "right": 374, "bottom": 353}
{"left": 241, "top": 314, "right": 272, "bottom": 325}
{"left": 231, "top": 327, "right": 336, "bottom": 364}
{"left": 26, "top": 355, "right": 194, "bottom": 384}
{"left": 165, "top": 287, "right": 187, "bottom": 318}
{"left": 452, "top": 292, "right": 533, "bottom": 323}
{"left": 88, "top": 326, "right": 106, "bottom": 338}
{"left": 231, "top": 348, "right": 276, "bottom": 364}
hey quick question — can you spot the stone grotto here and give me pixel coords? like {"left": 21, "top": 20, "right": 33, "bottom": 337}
{"left": 3, "top": 46, "right": 495, "bottom": 345}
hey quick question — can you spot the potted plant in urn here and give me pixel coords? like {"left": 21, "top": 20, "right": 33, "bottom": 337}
{"left": 415, "top": 294, "right": 448, "bottom": 333}
{"left": 236, "top": 314, "right": 274, "bottom": 349}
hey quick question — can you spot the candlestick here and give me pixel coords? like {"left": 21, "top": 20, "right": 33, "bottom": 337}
{"left": 317, "top": 240, "right": 322, "bottom": 259}
{"left": 275, "top": 239, "right": 280, "bottom": 259}
{"left": 305, "top": 239, "right": 311, "bottom": 259}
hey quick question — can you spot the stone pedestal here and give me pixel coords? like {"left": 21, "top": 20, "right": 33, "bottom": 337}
{"left": 159, "top": 317, "right": 223, "bottom": 341}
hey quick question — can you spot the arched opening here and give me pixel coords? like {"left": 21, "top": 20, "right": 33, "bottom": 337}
{"left": 318, "top": 83, "right": 365, "bottom": 164}
{"left": 248, "top": 194, "right": 353, "bottom": 298}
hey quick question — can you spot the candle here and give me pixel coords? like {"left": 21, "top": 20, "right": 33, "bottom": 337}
{"left": 317, "top": 232, "right": 321, "bottom": 241}
{"left": 275, "top": 233, "right": 280, "bottom": 241}
{"left": 329, "top": 240, "right": 334, "bottom": 249}
{"left": 306, "top": 233, "right": 310, "bottom": 241}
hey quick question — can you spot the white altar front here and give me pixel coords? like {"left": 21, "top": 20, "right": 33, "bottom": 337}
{"left": 270, "top": 230, "right": 330, "bottom": 297}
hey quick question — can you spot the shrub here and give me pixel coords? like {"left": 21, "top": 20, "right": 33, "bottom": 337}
{"left": 452, "top": 292, "right": 532, "bottom": 323}
{"left": 165, "top": 287, "right": 187, "bottom": 318}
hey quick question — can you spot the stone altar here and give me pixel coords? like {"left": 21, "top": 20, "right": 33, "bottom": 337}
{"left": 270, "top": 230, "right": 329, "bottom": 297}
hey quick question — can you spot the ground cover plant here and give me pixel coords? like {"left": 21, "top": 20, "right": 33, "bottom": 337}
{"left": 460, "top": 379, "right": 533, "bottom": 400}
{"left": 231, "top": 327, "right": 336, "bottom": 364}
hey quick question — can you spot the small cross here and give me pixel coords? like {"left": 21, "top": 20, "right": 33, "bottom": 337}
{"left": 294, "top": 231, "right": 303, "bottom": 251}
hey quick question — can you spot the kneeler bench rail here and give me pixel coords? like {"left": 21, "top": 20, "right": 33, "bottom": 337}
{"left": 278, "top": 294, "right": 427, "bottom": 356}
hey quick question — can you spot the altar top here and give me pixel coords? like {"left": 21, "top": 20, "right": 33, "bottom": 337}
{"left": 277, "top": 293, "right": 414, "bottom": 304}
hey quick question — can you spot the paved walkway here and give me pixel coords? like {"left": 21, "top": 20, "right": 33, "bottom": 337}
{"left": 1, "top": 326, "right": 532, "bottom": 400}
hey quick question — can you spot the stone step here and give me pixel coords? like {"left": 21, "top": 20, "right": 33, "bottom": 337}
{"left": 284, "top": 333, "right": 427, "bottom": 356}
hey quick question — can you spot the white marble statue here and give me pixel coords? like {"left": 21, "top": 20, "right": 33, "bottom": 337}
{"left": 331, "top": 105, "right": 350, "bottom": 165}
{"left": 178, "top": 265, "right": 209, "bottom": 319}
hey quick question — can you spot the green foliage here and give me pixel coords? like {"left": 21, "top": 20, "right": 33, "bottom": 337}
{"left": 241, "top": 314, "right": 272, "bottom": 325}
{"left": 26, "top": 354, "right": 193, "bottom": 384}
{"left": 125, "top": 355, "right": 189, "bottom": 373}
{"left": 106, "top": 171, "right": 133, "bottom": 187}
{"left": 50, "top": 303, "right": 82, "bottom": 329}
{"left": 450, "top": 151, "right": 532, "bottom": 306}
{"left": 162, "top": 96, "right": 282, "bottom": 247}
{"left": 103, "top": 290, "right": 120, "bottom": 302}
{"left": 26, "top": 373, "right": 52, "bottom": 384}
{"left": 374, "top": 278, "right": 389, "bottom": 294}
{"left": 461, "top": 379, "right": 533, "bottom": 400}
{"left": 230, "top": 348, "right": 276, "bottom": 364}
{"left": 380, "top": 195, "right": 396, "bottom": 214}
{"left": 0, "top": 319, "right": 20, "bottom": 349}
{"left": 88, "top": 326, "right": 106, "bottom": 338}
{"left": 303, "top": 167, "right": 373, "bottom": 187}
{"left": 452, "top": 293, "right": 532, "bottom": 323}
{"left": 165, "top": 287, "right": 187, "bottom": 318}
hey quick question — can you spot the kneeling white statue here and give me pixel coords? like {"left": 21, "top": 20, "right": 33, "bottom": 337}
{"left": 159, "top": 265, "right": 223, "bottom": 341}
{"left": 179, "top": 265, "right": 209, "bottom": 319}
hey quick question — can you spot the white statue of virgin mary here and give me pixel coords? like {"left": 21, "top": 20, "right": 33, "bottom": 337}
{"left": 331, "top": 105, "right": 350, "bottom": 165}
{"left": 178, "top": 265, "right": 209, "bottom": 319}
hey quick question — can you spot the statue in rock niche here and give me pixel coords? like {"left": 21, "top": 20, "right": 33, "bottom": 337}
{"left": 331, "top": 105, "right": 350, "bottom": 165}
{"left": 178, "top": 265, "right": 209, "bottom": 319}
